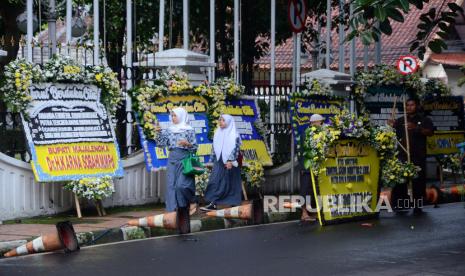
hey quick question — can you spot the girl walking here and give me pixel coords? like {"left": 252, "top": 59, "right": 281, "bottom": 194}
{"left": 155, "top": 107, "right": 198, "bottom": 213}
{"left": 201, "top": 114, "right": 242, "bottom": 211}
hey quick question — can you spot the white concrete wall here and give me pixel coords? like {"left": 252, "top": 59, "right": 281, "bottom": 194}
{"left": 0, "top": 152, "right": 163, "bottom": 220}
{"left": 0, "top": 149, "right": 299, "bottom": 220}
{"left": 263, "top": 160, "right": 300, "bottom": 195}
{"left": 445, "top": 68, "right": 465, "bottom": 97}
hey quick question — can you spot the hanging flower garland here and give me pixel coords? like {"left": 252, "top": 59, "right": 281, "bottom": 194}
{"left": 0, "top": 55, "right": 123, "bottom": 116}
{"left": 290, "top": 79, "right": 338, "bottom": 124}
{"left": 64, "top": 176, "right": 115, "bottom": 201}
{"left": 354, "top": 65, "right": 424, "bottom": 99}
{"left": 303, "top": 109, "right": 420, "bottom": 188}
{"left": 290, "top": 78, "right": 342, "bottom": 155}
{"left": 130, "top": 69, "right": 196, "bottom": 140}
{"left": 1, "top": 58, "right": 43, "bottom": 113}
{"left": 354, "top": 64, "right": 451, "bottom": 110}
{"left": 130, "top": 70, "right": 244, "bottom": 140}
{"left": 194, "top": 82, "right": 226, "bottom": 139}
{"left": 293, "top": 79, "right": 333, "bottom": 98}
{"left": 423, "top": 79, "right": 451, "bottom": 98}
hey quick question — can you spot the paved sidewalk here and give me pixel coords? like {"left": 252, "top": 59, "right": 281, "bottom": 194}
{"left": 0, "top": 209, "right": 165, "bottom": 241}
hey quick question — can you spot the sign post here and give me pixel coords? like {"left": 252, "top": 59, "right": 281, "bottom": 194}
{"left": 396, "top": 55, "right": 419, "bottom": 75}
{"left": 287, "top": 0, "right": 307, "bottom": 33}
{"left": 396, "top": 55, "right": 418, "bottom": 199}
{"left": 288, "top": 0, "right": 307, "bottom": 185}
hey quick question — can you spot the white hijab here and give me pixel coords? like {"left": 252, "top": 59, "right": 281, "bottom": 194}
{"left": 213, "top": 114, "right": 240, "bottom": 163}
{"left": 169, "top": 107, "right": 193, "bottom": 133}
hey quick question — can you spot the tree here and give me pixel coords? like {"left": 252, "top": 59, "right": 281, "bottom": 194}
{"left": 348, "top": 0, "right": 464, "bottom": 59}
{"left": 0, "top": 1, "right": 24, "bottom": 74}
{"left": 1, "top": 0, "right": 464, "bottom": 79}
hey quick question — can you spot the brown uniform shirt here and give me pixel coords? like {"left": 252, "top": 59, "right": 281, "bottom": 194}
{"left": 394, "top": 113, "right": 433, "bottom": 165}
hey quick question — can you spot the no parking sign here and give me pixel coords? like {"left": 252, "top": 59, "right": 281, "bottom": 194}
{"left": 288, "top": 0, "right": 307, "bottom": 33}
{"left": 396, "top": 55, "right": 419, "bottom": 75}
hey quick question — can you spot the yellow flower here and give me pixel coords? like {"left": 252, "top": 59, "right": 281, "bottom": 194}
{"left": 95, "top": 73, "right": 103, "bottom": 82}
{"left": 64, "top": 65, "right": 80, "bottom": 74}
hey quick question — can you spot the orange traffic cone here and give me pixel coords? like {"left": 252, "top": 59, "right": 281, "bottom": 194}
{"left": 128, "top": 211, "right": 178, "bottom": 229}
{"left": 4, "top": 221, "right": 79, "bottom": 258}
{"left": 426, "top": 186, "right": 439, "bottom": 204}
{"left": 127, "top": 208, "right": 191, "bottom": 234}
{"left": 283, "top": 202, "right": 301, "bottom": 209}
{"left": 206, "top": 199, "right": 264, "bottom": 225}
{"left": 379, "top": 189, "right": 392, "bottom": 203}
{"left": 380, "top": 188, "right": 440, "bottom": 205}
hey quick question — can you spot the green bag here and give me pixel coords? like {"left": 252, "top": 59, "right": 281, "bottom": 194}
{"left": 182, "top": 153, "right": 205, "bottom": 176}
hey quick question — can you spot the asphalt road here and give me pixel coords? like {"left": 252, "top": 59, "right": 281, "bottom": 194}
{"left": 1, "top": 203, "right": 465, "bottom": 276}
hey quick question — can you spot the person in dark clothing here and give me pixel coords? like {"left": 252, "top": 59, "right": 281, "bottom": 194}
{"left": 390, "top": 98, "right": 433, "bottom": 214}
{"left": 201, "top": 114, "right": 242, "bottom": 211}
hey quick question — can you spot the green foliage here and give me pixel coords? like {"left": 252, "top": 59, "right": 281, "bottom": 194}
{"left": 350, "top": 0, "right": 463, "bottom": 59}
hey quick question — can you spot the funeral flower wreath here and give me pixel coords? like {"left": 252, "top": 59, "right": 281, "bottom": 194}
{"left": 64, "top": 176, "right": 115, "bottom": 201}
{"left": 290, "top": 78, "right": 343, "bottom": 157}
{"left": 129, "top": 69, "right": 245, "bottom": 140}
{"left": 354, "top": 64, "right": 451, "bottom": 110}
{"left": 303, "top": 109, "right": 420, "bottom": 188}
{"left": 0, "top": 55, "right": 123, "bottom": 116}
{"left": 130, "top": 71, "right": 267, "bottom": 189}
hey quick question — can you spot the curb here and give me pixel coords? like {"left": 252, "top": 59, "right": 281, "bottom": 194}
{"left": 0, "top": 211, "right": 301, "bottom": 258}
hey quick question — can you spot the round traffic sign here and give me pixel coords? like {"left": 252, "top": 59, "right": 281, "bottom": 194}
{"left": 396, "top": 55, "right": 419, "bottom": 75}
{"left": 287, "top": 0, "right": 307, "bottom": 33}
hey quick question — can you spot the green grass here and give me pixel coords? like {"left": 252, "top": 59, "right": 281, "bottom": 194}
{"left": 105, "top": 202, "right": 165, "bottom": 215}
{"left": 3, "top": 203, "right": 165, "bottom": 225}
{"left": 3, "top": 214, "right": 104, "bottom": 225}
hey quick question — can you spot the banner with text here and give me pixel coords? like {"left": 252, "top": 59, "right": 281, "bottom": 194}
{"left": 290, "top": 95, "right": 343, "bottom": 157}
{"left": 137, "top": 95, "right": 212, "bottom": 171}
{"left": 312, "top": 139, "right": 380, "bottom": 225}
{"left": 224, "top": 97, "right": 272, "bottom": 166}
{"left": 21, "top": 83, "right": 124, "bottom": 182}
{"left": 423, "top": 96, "right": 465, "bottom": 155}
{"left": 364, "top": 86, "right": 408, "bottom": 127}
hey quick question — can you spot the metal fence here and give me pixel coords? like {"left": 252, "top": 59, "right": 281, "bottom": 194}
{"left": 1, "top": 44, "right": 297, "bottom": 167}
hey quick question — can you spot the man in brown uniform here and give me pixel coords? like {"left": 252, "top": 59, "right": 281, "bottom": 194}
{"left": 391, "top": 98, "right": 433, "bottom": 214}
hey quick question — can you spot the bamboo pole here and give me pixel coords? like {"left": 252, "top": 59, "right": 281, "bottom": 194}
{"left": 389, "top": 96, "right": 408, "bottom": 155}
{"left": 241, "top": 182, "right": 248, "bottom": 201}
{"left": 74, "top": 194, "right": 82, "bottom": 218}
{"left": 390, "top": 96, "right": 398, "bottom": 122}
{"left": 96, "top": 201, "right": 103, "bottom": 217}
{"left": 99, "top": 200, "right": 107, "bottom": 216}
{"left": 403, "top": 98, "right": 412, "bottom": 198}
{"left": 439, "top": 164, "right": 444, "bottom": 189}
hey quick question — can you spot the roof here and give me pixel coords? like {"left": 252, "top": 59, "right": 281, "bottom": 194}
{"left": 256, "top": 0, "right": 460, "bottom": 71}
{"left": 429, "top": 53, "right": 465, "bottom": 67}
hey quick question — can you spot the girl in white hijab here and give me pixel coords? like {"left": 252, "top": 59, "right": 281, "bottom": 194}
{"left": 201, "top": 114, "right": 242, "bottom": 211}
{"left": 155, "top": 107, "right": 198, "bottom": 219}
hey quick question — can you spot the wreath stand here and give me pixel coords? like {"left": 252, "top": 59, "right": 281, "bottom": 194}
{"left": 242, "top": 182, "right": 248, "bottom": 201}
{"left": 74, "top": 194, "right": 106, "bottom": 218}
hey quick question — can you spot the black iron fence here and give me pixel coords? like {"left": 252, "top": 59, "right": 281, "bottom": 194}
{"left": 0, "top": 45, "right": 297, "bottom": 167}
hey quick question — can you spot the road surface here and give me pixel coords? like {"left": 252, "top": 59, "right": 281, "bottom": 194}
{"left": 1, "top": 203, "right": 465, "bottom": 275}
